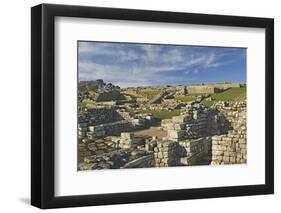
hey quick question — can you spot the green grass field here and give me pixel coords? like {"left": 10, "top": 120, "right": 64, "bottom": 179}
{"left": 211, "top": 87, "right": 246, "bottom": 101}
{"left": 201, "top": 87, "right": 246, "bottom": 107}
{"left": 134, "top": 109, "right": 181, "bottom": 120}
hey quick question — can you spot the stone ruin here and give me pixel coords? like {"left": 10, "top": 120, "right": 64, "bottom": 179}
{"left": 154, "top": 141, "right": 181, "bottom": 167}
{"left": 78, "top": 101, "right": 247, "bottom": 170}
{"left": 152, "top": 101, "right": 246, "bottom": 166}
{"left": 186, "top": 83, "right": 241, "bottom": 94}
{"left": 153, "top": 102, "right": 246, "bottom": 166}
{"left": 211, "top": 101, "right": 247, "bottom": 164}
{"left": 78, "top": 106, "right": 155, "bottom": 139}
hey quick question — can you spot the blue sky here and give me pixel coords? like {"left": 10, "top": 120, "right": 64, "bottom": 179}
{"left": 78, "top": 41, "right": 246, "bottom": 88}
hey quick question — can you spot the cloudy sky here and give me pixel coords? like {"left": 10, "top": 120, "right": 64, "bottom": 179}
{"left": 78, "top": 41, "right": 246, "bottom": 88}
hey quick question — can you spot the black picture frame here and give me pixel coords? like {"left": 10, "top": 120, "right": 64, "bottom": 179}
{"left": 31, "top": 3, "right": 274, "bottom": 209}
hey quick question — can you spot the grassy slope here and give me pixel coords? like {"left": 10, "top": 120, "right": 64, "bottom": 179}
{"left": 201, "top": 87, "right": 246, "bottom": 107}
{"left": 211, "top": 87, "right": 246, "bottom": 101}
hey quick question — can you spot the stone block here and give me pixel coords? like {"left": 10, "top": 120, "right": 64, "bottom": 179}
{"left": 167, "top": 130, "right": 185, "bottom": 141}
{"left": 121, "top": 132, "right": 134, "bottom": 139}
{"left": 223, "top": 156, "right": 230, "bottom": 163}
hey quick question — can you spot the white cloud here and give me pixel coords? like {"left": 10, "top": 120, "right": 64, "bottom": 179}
{"left": 78, "top": 42, "right": 243, "bottom": 87}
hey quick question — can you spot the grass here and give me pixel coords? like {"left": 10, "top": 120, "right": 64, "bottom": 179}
{"left": 134, "top": 109, "right": 181, "bottom": 120}
{"left": 200, "top": 87, "right": 246, "bottom": 107}
{"left": 175, "top": 95, "right": 197, "bottom": 102}
{"left": 211, "top": 87, "right": 246, "bottom": 101}
{"left": 78, "top": 100, "right": 94, "bottom": 108}
{"left": 200, "top": 100, "right": 215, "bottom": 108}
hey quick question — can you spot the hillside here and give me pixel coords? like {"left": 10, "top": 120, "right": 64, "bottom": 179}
{"left": 201, "top": 87, "right": 246, "bottom": 107}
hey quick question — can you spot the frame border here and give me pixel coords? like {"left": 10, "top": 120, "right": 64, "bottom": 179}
{"left": 31, "top": 3, "right": 274, "bottom": 209}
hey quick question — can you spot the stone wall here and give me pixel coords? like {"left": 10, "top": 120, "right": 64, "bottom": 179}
{"left": 154, "top": 141, "right": 181, "bottom": 167}
{"left": 153, "top": 137, "right": 212, "bottom": 167}
{"left": 187, "top": 86, "right": 220, "bottom": 94}
{"left": 211, "top": 101, "right": 247, "bottom": 165}
{"left": 209, "top": 83, "right": 241, "bottom": 89}
{"left": 116, "top": 132, "right": 145, "bottom": 149}
{"left": 211, "top": 134, "right": 246, "bottom": 165}
{"left": 95, "top": 90, "right": 124, "bottom": 102}
{"left": 187, "top": 83, "right": 241, "bottom": 94}
{"left": 179, "top": 137, "right": 212, "bottom": 165}
{"left": 160, "top": 102, "right": 246, "bottom": 166}
{"left": 78, "top": 106, "right": 155, "bottom": 140}
{"left": 78, "top": 107, "right": 123, "bottom": 126}
{"left": 87, "top": 120, "right": 134, "bottom": 138}
{"left": 161, "top": 104, "right": 230, "bottom": 141}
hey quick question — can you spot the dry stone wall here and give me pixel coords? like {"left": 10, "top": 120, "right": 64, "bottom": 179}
{"left": 87, "top": 120, "right": 134, "bottom": 138}
{"left": 78, "top": 106, "right": 154, "bottom": 140}
{"left": 154, "top": 141, "right": 182, "bottom": 167}
{"left": 159, "top": 102, "right": 246, "bottom": 166}
{"left": 187, "top": 83, "right": 241, "bottom": 94}
{"left": 78, "top": 107, "right": 123, "bottom": 126}
{"left": 179, "top": 137, "right": 212, "bottom": 165}
{"left": 211, "top": 102, "right": 247, "bottom": 165}
{"left": 95, "top": 90, "right": 123, "bottom": 102}
{"left": 187, "top": 86, "right": 220, "bottom": 94}
{"left": 117, "top": 132, "right": 145, "bottom": 149}
{"left": 161, "top": 104, "right": 230, "bottom": 142}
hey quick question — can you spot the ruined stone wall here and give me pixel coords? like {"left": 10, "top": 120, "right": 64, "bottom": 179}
{"left": 211, "top": 102, "right": 247, "bottom": 165}
{"left": 211, "top": 135, "right": 246, "bottom": 165}
{"left": 95, "top": 90, "right": 124, "bottom": 102}
{"left": 154, "top": 141, "right": 181, "bottom": 167}
{"left": 187, "top": 83, "right": 241, "bottom": 94}
{"left": 160, "top": 102, "right": 245, "bottom": 166}
{"left": 179, "top": 137, "right": 212, "bottom": 166}
{"left": 209, "top": 83, "right": 241, "bottom": 89}
{"left": 161, "top": 104, "right": 230, "bottom": 141}
{"left": 87, "top": 120, "right": 134, "bottom": 138}
{"left": 159, "top": 105, "right": 218, "bottom": 166}
{"left": 78, "top": 107, "right": 152, "bottom": 139}
{"left": 153, "top": 138, "right": 211, "bottom": 167}
{"left": 79, "top": 107, "right": 123, "bottom": 126}
{"left": 187, "top": 86, "right": 218, "bottom": 94}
